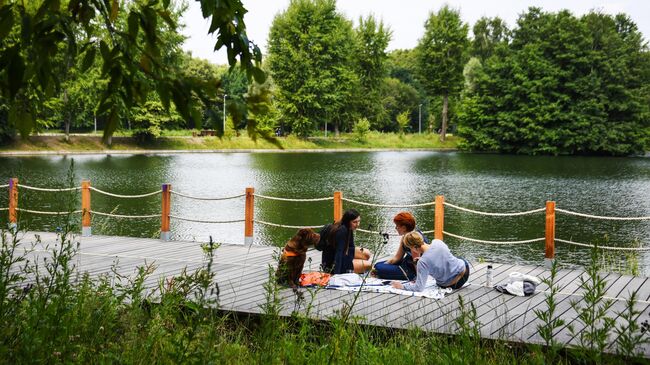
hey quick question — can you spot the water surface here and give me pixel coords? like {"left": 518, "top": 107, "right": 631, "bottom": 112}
{"left": 1, "top": 152, "right": 648, "bottom": 273}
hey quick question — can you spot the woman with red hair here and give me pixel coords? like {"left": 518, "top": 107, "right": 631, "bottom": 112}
{"left": 373, "top": 211, "right": 428, "bottom": 280}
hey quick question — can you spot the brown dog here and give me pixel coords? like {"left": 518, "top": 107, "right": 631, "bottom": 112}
{"left": 276, "top": 228, "right": 320, "bottom": 287}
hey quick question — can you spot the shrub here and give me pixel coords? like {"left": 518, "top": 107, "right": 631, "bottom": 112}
{"left": 353, "top": 118, "right": 371, "bottom": 143}
{"left": 396, "top": 111, "right": 410, "bottom": 135}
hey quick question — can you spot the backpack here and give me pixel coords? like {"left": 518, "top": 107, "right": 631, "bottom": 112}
{"left": 315, "top": 224, "right": 334, "bottom": 251}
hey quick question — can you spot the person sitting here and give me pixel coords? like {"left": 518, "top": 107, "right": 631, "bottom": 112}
{"left": 321, "top": 208, "right": 372, "bottom": 274}
{"left": 373, "top": 212, "right": 428, "bottom": 280}
{"left": 391, "top": 232, "right": 469, "bottom": 292}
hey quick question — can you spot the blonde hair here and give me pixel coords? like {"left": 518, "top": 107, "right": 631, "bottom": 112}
{"left": 402, "top": 231, "right": 424, "bottom": 249}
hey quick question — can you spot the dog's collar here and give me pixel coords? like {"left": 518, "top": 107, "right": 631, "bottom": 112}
{"left": 283, "top": 249, "right": 300, "bottom": 257}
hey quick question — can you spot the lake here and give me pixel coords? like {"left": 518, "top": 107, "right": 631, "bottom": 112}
{"left": 1, "top": 151, "right": 649, "bottom": 273}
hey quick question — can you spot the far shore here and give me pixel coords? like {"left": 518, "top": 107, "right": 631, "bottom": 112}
{"left": 0, "top": 148, "right": 458, "bottom": 156}
{"left": 0, "top": 133, "right": 461, "bottom": 156}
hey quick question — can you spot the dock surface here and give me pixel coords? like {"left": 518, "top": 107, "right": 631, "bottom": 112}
{"left": 14, "top": 231, "right": 650, "bottom": 357}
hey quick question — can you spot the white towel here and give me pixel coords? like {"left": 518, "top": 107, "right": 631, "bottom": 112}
{"left": 328, "top": 277, "right": 453, "bottom": 300}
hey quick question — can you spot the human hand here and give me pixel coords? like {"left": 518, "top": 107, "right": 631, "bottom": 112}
{"left": 391, "top": 281, "right": 403, "bottom": 289}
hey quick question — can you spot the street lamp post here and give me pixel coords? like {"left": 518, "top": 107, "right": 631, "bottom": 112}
{"left": 418, "top": 104, "right": 422, "bottom": 134}
{"left": 223, "top": 94, "right": 227, "bottom": 134}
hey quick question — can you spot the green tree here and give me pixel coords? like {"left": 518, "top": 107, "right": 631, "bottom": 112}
{"left": 221, "top": 67, "right": 250, "bottom": 130}
{"left": 458, "top": 8, "right": 649, "bottom": 155}
{"left": 354, "top": 15, "right": 392, "bottom": 128}
{"left": 379, "top": 77, "right": 420, "bottom": 132}
{"left": 131, "top": 99, "right": 183, "bottom": 142}
{"left": 0, "top": 0, "right": 264, "bottom": 144}
{"left": 416, "top": 5, "right": 469, "bottom": 141}
{"left": 385, "top": 49, "right": 429, "bottom": 132}
{"left": 267, "top": 0, "right": 358, "bottom": 136}
{"left": 180, "top": 55, "right": 222, "bottom": 130}
{"left": 471, "top": 16, "right": 510, "bottom": 62}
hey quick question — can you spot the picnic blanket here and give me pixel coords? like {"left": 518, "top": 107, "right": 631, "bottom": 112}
{"left": 325, "top": 273, "right": 454, "bottom": 299}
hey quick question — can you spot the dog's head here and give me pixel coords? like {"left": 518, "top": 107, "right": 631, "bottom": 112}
{"left": 289, "top": 228, "right": 320, "bottom": 252}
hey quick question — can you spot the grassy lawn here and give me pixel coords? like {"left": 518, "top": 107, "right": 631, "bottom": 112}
{"left": 0, "top": 131, "right": 460, "bottom": 152}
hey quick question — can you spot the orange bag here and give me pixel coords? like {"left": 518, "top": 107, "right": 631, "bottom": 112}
{"left": 299, "top": 272, "right": 331, "bottom": 287}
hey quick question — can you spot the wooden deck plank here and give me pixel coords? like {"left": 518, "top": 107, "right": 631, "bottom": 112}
{"left": 473, "top": 265, "right": 546, "bottom": 338}
{"left": 422, "top": 264, "right": 539, "bottom": 333}
{"left": 14, "top": 231, "right": 650, "bottom": 357}
{"left": 544, "top": 270, "right": 623, "bottom": 336}
{"left": 487, "top": 267, "right": 585, "bottom": 339}
{"left": 415, "top": 263, "right": 520, "bottom": 330}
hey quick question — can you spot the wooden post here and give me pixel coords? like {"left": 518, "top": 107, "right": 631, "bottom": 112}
{"left": 81, "top": 180, "right": 91, "bottom": 236}
{"left": 434, "top": 195, "right": 444, "bottom": 240}
{"left": 333, "top": 191, "right": 343, "bottom": 222}
{"left": 8, "top": 178, "right": 18, "bottom": 229}
{"left": 244, "top": 187, "right": 255, "bottom": 245}
{"left": 545, "top": 201, "right": 556, "bottom": 262}
{"left": 160, "top": 183, "right": 171, "bottom": 241}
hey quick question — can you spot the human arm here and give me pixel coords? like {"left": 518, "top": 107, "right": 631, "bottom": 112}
{"left": 385, "top": 244, "right": 405, "bottom": 265}
{"left": 401, "top": 259, "right": 429, "bottom": 292}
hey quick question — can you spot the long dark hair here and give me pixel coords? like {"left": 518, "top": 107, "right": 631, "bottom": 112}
{"left": 328, "top": 209, "right": 360, "bottom": 251}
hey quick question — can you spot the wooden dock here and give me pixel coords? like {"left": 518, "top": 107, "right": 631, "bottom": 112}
{"left": 15, "top": 231, "right": 650, "bottom": 357}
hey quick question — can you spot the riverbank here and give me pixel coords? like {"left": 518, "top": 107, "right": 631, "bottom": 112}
{"left": 0, "top": 133, "right": 459, "bottom": 155}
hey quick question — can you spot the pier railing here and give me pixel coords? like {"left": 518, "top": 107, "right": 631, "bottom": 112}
{"left": 2, "top": 178, "right": 649, "bottom": 259}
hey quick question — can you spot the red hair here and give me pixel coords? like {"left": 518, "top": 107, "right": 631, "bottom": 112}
{"left": 393, "top": 212, "right": 416, "bottom": 231}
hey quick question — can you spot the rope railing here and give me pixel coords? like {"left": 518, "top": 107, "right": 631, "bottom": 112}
{"left": 4, "top": 178, "right": 648, "bottom": 259}
{"left": 16, "top": 208, "right": 82, "bottom": 215}
{"left": 444, "top": 202, "right": 546, "bottom": 217}
{"left": 556, "top": 238, "right": 650, "bottom": 251}
{"left": 443, "top": 230, "right": 546, "bottom": 245}
{"left": 356, "top": 228, "right": 401, "bottom": 236}
{"left": 170, "top": 215, "right": 245, "bottom": 224}
{"left": 556, "top": 208, "right": 650, "bottom": 221}
{"left": 342, "top": 197, "right": 435, "bottom": 208}
{"left": 254, "top": 219, "right": 322, "bottom": 229}
{"left": 89, "top": 186, "right": 161, "bottom": 199}
{"left": 19, "top": 184, "right": 80, "bottom": 192}
{"left": 170, "top": 190, "right": 245, "bottom": 201}
{"left": 254, "top": 193, "right": 333, "bottom": 202}
{"left": 91, "top": 210, "right": 159, "bottom": 219}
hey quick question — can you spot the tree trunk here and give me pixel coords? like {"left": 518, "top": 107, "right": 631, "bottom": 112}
{"left": 63, "top": 88, "right": 70, "bottom": 142}
{"left": 334, "top": 120, "right": 339, "bottom": 137}
{"left": 64, "top": 119, "right": 70, "bottom": 142}
{"left": 440, "top": 93, "right": 448, "bottom": 142}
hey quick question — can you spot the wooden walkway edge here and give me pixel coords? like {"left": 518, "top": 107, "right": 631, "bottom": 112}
{"left": 13, "top": 232, "right": 650, "bottom": 357}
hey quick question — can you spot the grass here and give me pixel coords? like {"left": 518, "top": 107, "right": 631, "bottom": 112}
{"left": 0, "top": 131, "right": 460, "bottom": 153}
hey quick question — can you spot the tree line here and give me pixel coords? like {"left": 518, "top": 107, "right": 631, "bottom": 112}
{"left": 0, "top": 1, "right": 648, "bottom": 155}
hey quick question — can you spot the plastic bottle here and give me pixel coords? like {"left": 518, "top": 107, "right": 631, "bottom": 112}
{"left": 486, "top": 265, "right": 493, "bottom": 287}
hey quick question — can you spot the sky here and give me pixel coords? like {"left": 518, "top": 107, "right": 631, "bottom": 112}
{"left": 180, "top": 1, "right": 650, "bottom": 65}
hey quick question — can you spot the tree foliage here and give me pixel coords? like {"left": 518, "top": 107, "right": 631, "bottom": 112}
{"left": 267, "top": 0, "right": 358, "bottom": 137}
{"left": 416, "top": 5, "right": 469, "bottom": 140}
{"left": 0, "top": 0, "right": 264, "bottom": 143}
{"left": 471, "top": 16, "right": 510, "bottom": 62}
{"left": 353, "top": 15, "right": 391, "bottom": 128}
{"left": 458, "top": 8, "right": 650, "bottom": 155}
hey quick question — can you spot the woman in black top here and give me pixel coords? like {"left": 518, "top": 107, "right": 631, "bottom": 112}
{"left": 321, "top": 209, "right": 372, "bottom": 274}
